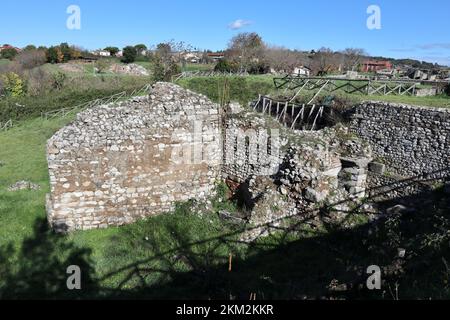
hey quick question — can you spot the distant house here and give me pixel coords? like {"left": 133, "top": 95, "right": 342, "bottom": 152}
{"left": 91, "top": 50, "right": 111, "bottom": 57}
{"left": 361, "top": 60, "right": 393, "bottom": 72}
{"left": 207, "top": 52, "right": 225, "bottom": 61}
{"left": 116, "top": 50, "right": 123, "bottom": 58}
{"left": 0, "top": 44, "right": 21, "bottom": 53}
{"left": 293, "top": 66, "right": 311, "bottom": 76}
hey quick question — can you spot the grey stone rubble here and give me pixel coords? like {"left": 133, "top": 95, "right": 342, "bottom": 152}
{"left": 221, "top": 106, "right": 374, "bottom": 241}
{"left": 108, "top": 63, "right": 150, "bottom": 76}
{"left": 8, "top": 180, "right": 41, "bottom": 192}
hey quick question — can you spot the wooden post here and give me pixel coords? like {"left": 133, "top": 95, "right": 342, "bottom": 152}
{"left": 291, "top": 104, "right": 306, "bottom": 130}
{"left": 254, "top": 94, "right": 262, "bottom": 110}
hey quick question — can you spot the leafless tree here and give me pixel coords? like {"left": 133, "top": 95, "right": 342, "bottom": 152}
{"left": 263, "top": 46, "right": 310, "bottom": 73}
{"left": 310, "top": 47, "right": 340, "bottom": 75}
{"left": 226, "top": 32, "right": 266, "bottom": 72}
{"left": 25, "top": 67, "right": 52, "bottom": 96}
{"left": 341, "top": 48, "right": 367, "bottom": 71}
{"left": 15, "top": 50, "right": 47, "bottom": 70}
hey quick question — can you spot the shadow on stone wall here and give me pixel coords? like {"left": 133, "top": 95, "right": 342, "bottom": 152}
{"left": 1, "top": 169, "right": 449, "bottom": 300}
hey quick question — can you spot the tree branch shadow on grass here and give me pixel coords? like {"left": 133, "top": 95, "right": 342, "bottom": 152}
{"left": 97, "top": 168, "right": 450, "bottom": 300}
{"left": 0, "top": 217, "right": 97, "bottom": 299}
{"left": 0, "top": 168, "right": 448, "bottom": 300}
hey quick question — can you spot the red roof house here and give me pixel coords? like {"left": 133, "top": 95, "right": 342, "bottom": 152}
{"left": 0, "top": 44, "right": 22, "bottom": 53}
{"left": 361, "top": 60, "right": 393, "bottom": 72}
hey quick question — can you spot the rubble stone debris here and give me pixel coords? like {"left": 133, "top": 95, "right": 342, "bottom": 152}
{"left": 8, "top": 180, "right": 41, "bottom": 192}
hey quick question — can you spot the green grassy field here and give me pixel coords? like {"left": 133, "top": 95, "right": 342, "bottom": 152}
{"left": 177, "top": 75, "right": 276, "bottom": 106}
{"left": 0, "top": 59, "right": 10, "bottom": 67}
{"left": 181, "top": 63, "right": 215, "bottom": 72}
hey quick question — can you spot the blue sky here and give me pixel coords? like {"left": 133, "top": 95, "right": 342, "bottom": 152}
{"left": 1, "top": 0, "right": 449, "bottom": 65}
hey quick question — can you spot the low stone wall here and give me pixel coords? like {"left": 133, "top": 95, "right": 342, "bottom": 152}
{"left": 367, "top": 165, "right": 450, "bottom": 201}
{"left": 416, "top": 88, "right": 437, "bottom": 97}
{"left": 349, "top": 101, "right": 450, "bottom": 177}
{"left": 46, "top": 83, "right": 221, "bottom": 232}
{"left": 367, "top": 173, "right": 433, "bottom": 201}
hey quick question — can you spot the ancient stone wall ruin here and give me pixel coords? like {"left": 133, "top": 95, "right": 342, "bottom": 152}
{"left": 349, "top": 102, "right": 450, "bottom": 177}
{"left": 46, "top": 83, "right": 221, "bottom": 232}
{"left": 46, "top": 83, "right": 450, "bottom": 235}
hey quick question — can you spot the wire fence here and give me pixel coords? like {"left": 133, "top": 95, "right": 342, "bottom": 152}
{"left": 0, "top": 119, "right": 13, "bottom": 131}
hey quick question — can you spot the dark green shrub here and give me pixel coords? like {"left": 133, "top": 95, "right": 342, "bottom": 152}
{"left": 248, "top": 61, "right": 270, "bottom": 75}
{"left": 121, "top": 46, "right": 137, "bottom": 64}
{"left": 214, "top": 59, "right": 233, "bottom": 73}
{"left": 104, "top": 46, "right": 119, "bottom": 56}
{"left": 1, "top": 48, "right": 19, "bottom": 60}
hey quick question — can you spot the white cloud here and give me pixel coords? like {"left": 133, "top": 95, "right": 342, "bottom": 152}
{"left": 228, "top": 19, "right": 252, "bottom": 30}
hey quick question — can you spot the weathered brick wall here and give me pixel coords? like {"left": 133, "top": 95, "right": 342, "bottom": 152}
{"left": 46, "top": 83, "right": 221, "bottom": 232}
{"left": 349, "top": 102, "right": 450, "bottom": 177}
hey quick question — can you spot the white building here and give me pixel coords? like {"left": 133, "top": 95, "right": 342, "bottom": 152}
{"left": 293, "top": 66, "right": 311, "bottom": 76}
{"left": 182, "top": 52, "right": 201, "bottom": 63}
{"left": 92, "top": 50, "right": 111, "bottom": 57}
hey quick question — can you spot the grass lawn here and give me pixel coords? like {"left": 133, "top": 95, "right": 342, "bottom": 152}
{"left": 134, "top": 61, "right": 153, "bottom": 70}
{"left": 177, "top": 75, "right": 276, "bottom": 106}
{"left": 0, "top": 59, "right": 11, "bottom": 67}
{"left": 181, "top": 63, "right": 215, "bottom": 72}
{"left": 356, "top": 93, "right": 450, "bottom": 108}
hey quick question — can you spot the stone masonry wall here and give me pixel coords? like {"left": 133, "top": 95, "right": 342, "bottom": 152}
{"left": 349, "top": 102, "right": 450, "bottom": 178}
{"left": 46, "top": 83, "right": 221, "bottom": 232}
{"left": 367, "top": 172, "right": 433, "bottom": 201}
{"left": 222, "top": 112, "right": 283, "bottom": 182}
